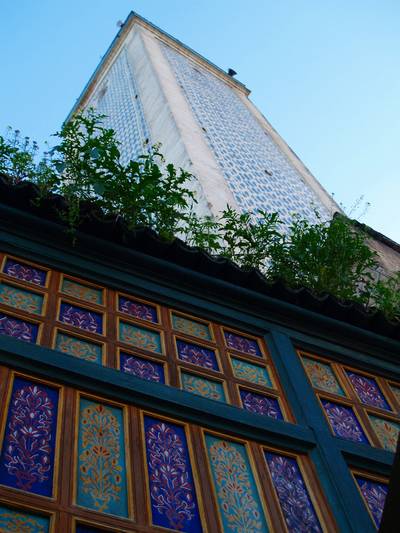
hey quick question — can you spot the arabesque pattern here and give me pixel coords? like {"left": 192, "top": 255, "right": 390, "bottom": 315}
{"left": 224, "top": 331, "right": 262, "bottom": 357}
{"left": 321, "top": 400, "right": 368, "bottom": 443}
{"left": 206, "top": 434, "right": 269, "bottom": 532}
{"left": 61, "top": 279, "right": 103, "bottom": 305}
{"left": 120, "top": 352, "right": 165, "bottom": 383}
{"left": 369, "top": 416, "right": 400, "bottom": 452}
{"left": 0, "top": 504, "right": 49, "bottom": 532}
{"left": 346, "top": 371, "right": 390, "bottom": 410}
{"left": 0, "top": 283, "right": 43, "bottom": 315}
{"left": 55, "top": 332, "right": 102, "bottom": 364}
{"left": 144, "top": 416, "right": 202, "bottom": 532}
{"left": 176, "top": 339, "right": 219, "bottom": 371}
{"left": 240, "top": 389, "right": 283, "bottom": 419}
{"left": 181, "top": 372, "right": 225, "bottom": 401}
{"left": 119, "top": 322, "right": 162, "bottom": 353}
{"left": 355, "top": 476, "right": 388, "bottom": 529}
{"left": 77, "top": 399, "right": 128, "bottom": 517}
{"left": 302, "top": 357, "right": 344, "bottom": 396}
{"left": 59, "top": 303, "right": 102, "bottom": 334}
{"left": 0, "top": 313, "right": 38, "bottom": 343}
{"left": 171, "top": 314, "right": 212, "bottom": 341}
{"left": 265, "top": 452, "right": 322, "bottom": 532}
{"left": 231, "top": 357, "right": 273, "bottom": 387}
{"left": 3, "top": 258, "right": 47, "bottom": 286}
{"left": 119, "top": 296, "right": 158, "bottom": 323}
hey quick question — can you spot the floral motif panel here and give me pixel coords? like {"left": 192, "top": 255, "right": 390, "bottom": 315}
{"left": 231, "top": 357, "right": 273, "bottom": 388}
{"left": 265, "top": 452, "right": 322, "bottom": 532}
{"left": 3, "top": 258, "right": 47, "bottom": 286}
{"left": 205, "top": 434, "right": 269, "bottom": 532}
{"left": 224, "top": 330, "right": 262, "bottom": 357}
{"left": 355, "top": 476, "right": 388, "bottom": 529}
{"left": 0, "top": 283, "right": 43, "bottom": 315}
{"left": 59, "top": 302, "right": 103, "bottom": 334}
{"left": 119, "top": 322, "right": 162, "bottom": 354}
{"left": 120, "top": 352, "right": 165, "bottom": 383}
{"left": 77, "top": 398, "right": 128, "bottom": 517}
{"left": 171, "top": 313, "right": 212, "bottom": 341}
{"left": 302, "top": 357, "right": 345, "bottom": 396}
{"left": 0, "top": 313, "right": 38, "bottom": 343}
{"left": 181, "top": 372, "right": 226, "bottom": 402}
{"left": 390, "top": 385, "right": 400, "bottom": 408}
{"left": 369, "top": 416, "right": 400, "bottom": 452}
{"left": 0, "top": 504, "right": 49, "bottom": 532}
{"left": 55, "top": 332, "right": 102, "bottom": 364}
{"left": 118, "top": 295, "right": 158, "bottom": 323}
{"left": 176, "top": 339, "right": 219, "bottom": 371}
{"left": 0, "top": 377, "right": 59, "bottom": 496}
{"left": 61, "top": 278, "right": 103, "bottom": 305}
{"left": 346, "top": 371, "right": 391, "bottom": 411}
{"left": 143, "top": 416, "right": 202, "bottom": 532}
{"left": 240, "top": 389, "right": 283, "bottom": 420}
{"left": 321, "top": 400, "right": 368, "bottom": 443}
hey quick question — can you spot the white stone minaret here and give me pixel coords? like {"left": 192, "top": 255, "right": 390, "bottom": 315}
{"left": 66, "top": 12, "right": 338, "bottom": 223}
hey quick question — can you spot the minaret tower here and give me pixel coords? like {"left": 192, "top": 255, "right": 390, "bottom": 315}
{"left": 67, "top": 12, "right": 337, "bottom": 223}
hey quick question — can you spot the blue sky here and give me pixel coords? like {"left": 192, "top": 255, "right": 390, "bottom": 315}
{"left": 1, "top": 1, "right": 399, "bottom": 242}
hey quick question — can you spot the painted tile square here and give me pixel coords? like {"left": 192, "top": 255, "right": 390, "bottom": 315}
{"left": 120, "top": 352, "right": 165, "bottom": 383}
{"left": 119, "top": 321, "right": 162, "bottom": 354}
{"left": 346, "top": 371, "right": 390, "bottom": 411}
{"left": 302, "top": 357, "right": 345, "bottom": 396}
{"left": 0, "top": 283, "right": 44, "bottom": 315}
{"left": 224, "top": 330, "right": 262, "bottom": 357}
{"left": 369, "top": 416, "right": 399, "bottom": 452}
{"left": 55, "top": 332, "right": 102, "bottom": 364}
{"left": 171, "top": 313, "right": 212, "bottom": 341}
{"left": 355, "top": 475, "right": 388, "bottom": 528}
{"left": 3, "top": 258, "right": 47, "bottom": 286}
{"left": 240, "top": 388, "right": 283, "bottom": 419}
{"left": 231, "top": 357, "right": 273, "bottom": 387}
{"left": 0, "top": 313, "right": 38, "bottom": 343}
{"left": 0, "top": 504, "right": 49, "bottom": 532}
{"left": 118, "top": 295, "right": 158, "bottom": 323}
{"left": 181, "top": 372, "right": 226, "bottom": 402}
{"left": 61, "top": 278, "right": 103, "bottom": 305}
{"left": 176, "top": 339, "right": 219, "bottom": 371}
{"left": 59, "top": 302, "right": 103, "bottom": 334}
{"left": 321, "top": 400, "right": 368, "bottom": 443}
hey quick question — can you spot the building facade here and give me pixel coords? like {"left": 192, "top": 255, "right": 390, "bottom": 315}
{"left": 0, "top": 177, "right": 398, "bottom": 532}
{"left": 66, "top": 12, "right": 337, "bottom": 224}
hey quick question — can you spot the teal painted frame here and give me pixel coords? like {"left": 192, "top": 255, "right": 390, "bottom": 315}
{"left": 0, "top": 202, "right": 399, "bottom": 532}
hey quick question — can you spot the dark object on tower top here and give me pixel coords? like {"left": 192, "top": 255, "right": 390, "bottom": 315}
{"left": 228, "top": 68, "right": 237, "bottom": 77}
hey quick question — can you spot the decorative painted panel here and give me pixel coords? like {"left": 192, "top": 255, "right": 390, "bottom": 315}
{"left": 0, "top": 313, "right": 38, "bottom": 343}
{"left": 390, "top": 385, "right": 400, "bottom": 406}
{"left": 321, "top": 400, "right": 368, "bottom": 443}
{"left": 346, "top": 371, "right": 390, "bottom": 410}
{"left": 0, "top": 504, "right": 49, "bottom": 532}
{"left": 0, "top": 283, "right": 43, "bottom": 315}
{"left": 240, "top": 389, "right": 283, "bottom": 420}
{"left": 55, "top": 332, "right": 102, "bottom": 364}
{"left": 205, "top": 434, "right": 269, "bottom": 532}
{"left": 231, "top": 357, "right": 273, "bottom": 388}
{"left": 118, "top": 295, "right": 158, "bottom": 323}
{"left": 143, "top": 415, "right": 202, "bottom": 532}
{"left": 302, "top": 357, "right": 345, "bottom": 396}
{"left": 3, "top": 258, "right": 47, "bottom": 286}
{"left": 0, "top": 376, "right": 59, "bottom": 497}
{"left": 59, "top": 303, "right": 103, "bottom": 334}
{"left": 223, "top": 330, "right": 262, "bottom": 357}
{"left": 77, "top": 398, "right": 128, "bottom": 517}
{"left": 265, "top": 452, "right": 322, "bottom": 532}
{"left": 176, "top": 339, "right": 219, "bottom": 371}
{"left": 355, "top": 476, "right": 388, "bottom": 529}
{"left": 369, "top": 416, "right": 400, "bottom": 452}
{"left": 61, "top": 278, "right": 103, "bottom": 305}
{"left": 171, "top": 313, "right": 212, "bottom": 341}
{"left": 119, "top": 322, "right": 162, "bottom": 354}
{"left": 181, "top": 372, "right": 226, "bottom": 402}
{"left": 120, "top": 352, "right": 165, "bottom": 383}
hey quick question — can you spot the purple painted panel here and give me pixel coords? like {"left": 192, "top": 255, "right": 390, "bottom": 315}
{"left": 0, "top": 313, "right": 38, "bottom": 343}
{"left": 265, "top": 452, "right": 322, "bottom": 532}
{"left": 3, "top": 258, "right": 47, "bottom": 286}
{"left": 355, "top": 476, "right": 388, "bottom": 528}
{"left": 176, "top": 339, "right": 219, "bottom": 371}
{"left": 224, "top": 331, "right": 262, "bottom": 357}
{"left": 0, "top": 377, "right": 59, "bottom": 497}
{"left": 321, "top": 400, "right": 368, "bottom": 443}
{"left": 118, "top": 296, "right": 158, "bottom": 323}
{"left": 240, "top": 389, "right": 283, "bottom": 419}
{"left": 346, "top": 371, "right": 391, "bottom": 411}
{"left": 120, "top": 352, "right": 165, "bottom": 383}
{"left": 59, "top": 302, "right": 102, "bottom": 334}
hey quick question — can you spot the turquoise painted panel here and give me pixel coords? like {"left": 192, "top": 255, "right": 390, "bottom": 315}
{"left": 61, "top": 278, "right": 103, "bottom": 305}
{"left": 181, "top": 372, "right": 226, "bottom": 402}
{"left": 0, "top": 282, "right": 43, "bottom": 315}
{"left": 119, "top": 321, "right": 162, "bottom": 354}
{"left": 369, "top": 416, "right": 400, "bottom": 452}
{"left": 171, "top": 313, "right": 212, "bottom": 341}
{"left": 302, "top": 357, "right": 345, "bottom": 396}
{"left": 231, "top": 357, "right": 273, "bottom": 388}
{"left": 77, "top": 398, "right": 128, "bottom": 517}
{"left": 205, "top": 434, "right": 269, "bottom": 532}
{"left": 0, "top": 504, "right": 49, "bottom": 532}
{"left": 55, "top": 332, "right": 102, "bottom": 364}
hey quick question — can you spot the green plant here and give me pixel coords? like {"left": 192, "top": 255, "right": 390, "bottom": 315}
{"left": 369, "top": 272, "right": 400, "bottom": 321}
